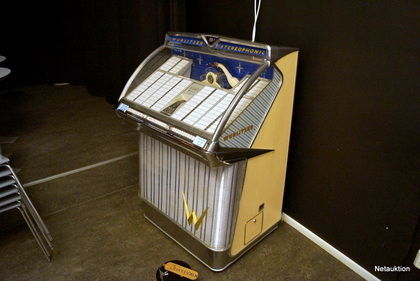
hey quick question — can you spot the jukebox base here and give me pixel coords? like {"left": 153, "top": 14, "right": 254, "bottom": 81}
{"left": 142, "top": 201, "right": 278, "bottom": 272}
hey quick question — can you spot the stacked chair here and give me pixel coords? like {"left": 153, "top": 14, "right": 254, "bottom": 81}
{"left": 0, "top": 155, "right": 53, "bottom": 260}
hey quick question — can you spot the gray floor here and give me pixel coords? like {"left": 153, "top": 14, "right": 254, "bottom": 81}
{"left": 0, "top": 85, "right": 364, "bottom": 281}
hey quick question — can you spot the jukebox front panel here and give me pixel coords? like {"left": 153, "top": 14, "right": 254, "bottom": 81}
{"left": 116, "top": 32, "right": 298, "bottom": 271}
{"left": 139, "top": 133, "right": 245, "bottom": 250}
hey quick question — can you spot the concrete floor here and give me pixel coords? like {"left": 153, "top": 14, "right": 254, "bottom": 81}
{"left": 0, "top": 85, "right": 364, "bottom": 281}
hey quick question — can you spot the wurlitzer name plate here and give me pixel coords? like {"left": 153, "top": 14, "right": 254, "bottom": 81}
{"left": 116, "top": 32, "right": 298, "bottom": 271}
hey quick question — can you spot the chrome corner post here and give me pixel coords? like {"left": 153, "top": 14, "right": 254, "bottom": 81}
{"left": 118, "top": 45, "right": 166, "bottom": 101}
{"left": 207, "top": 60, "right": 270, "bottom": 152}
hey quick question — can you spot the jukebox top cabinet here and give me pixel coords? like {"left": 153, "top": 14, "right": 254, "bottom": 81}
{"left": 116, "top": 32, "right": 298, "bottom": 167}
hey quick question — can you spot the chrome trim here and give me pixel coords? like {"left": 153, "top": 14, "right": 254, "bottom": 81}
{"left": 166, "top": 32, "right": 270, "bottom": 52}
{"left": 165, "top": 32, "right": 270, "bottom": 63}
{"left": 116, "top": 110, "right": 272, "bottom": 166}
{"left": 200, "top": 34, "right": 221, "bottom": 47}
{"left": 165, "top": 45, "right": 263, "bottom": 64}
{"left": 142, "top": 201, "right": 279, "bottom": 271}
{"left": 266, "top": 45, "right": 272, "bottom": 61}
{"left": 138, "top": 126, "right": 227, "bottom": 167}
{"left": 214, "top": 147, "right": 272, "bottom": 163}
{"left": 208, "top": 61, "right": 270, "bottom": 151}
{"left": 122, "top": 100, "right": 213, "bottom": 139}
{"left": 119, "top": 45, "right": 166, "bottom": 101}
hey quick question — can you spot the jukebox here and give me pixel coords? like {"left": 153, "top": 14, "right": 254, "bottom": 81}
{"left": 116, "top": 32, "right": 298, "bottom": 271}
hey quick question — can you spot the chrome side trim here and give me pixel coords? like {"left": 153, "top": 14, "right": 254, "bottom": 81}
{"left": 267, "top": 44, "right": 272, "bottom": 62}
{"left": 142, "top": 202, "right": 279, "bottom": 271}
{"left": 119, "top": 45, "right": 166, "bottom": 101}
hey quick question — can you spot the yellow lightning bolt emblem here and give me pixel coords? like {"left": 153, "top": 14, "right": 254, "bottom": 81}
{"left": 182, "top": 193, "right": 208, "bottom": 230}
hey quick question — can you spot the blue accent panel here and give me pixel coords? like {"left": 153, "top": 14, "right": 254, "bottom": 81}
{"left": 171, "top": 49, "right": 273, "bottom": 88}
{"left": 215, "top": 42, "right": 267, "bottom": 57}
{"left": 166, "top": 35, "right": 268, "bottom": 59}
{"left": 166, "top": 36, "right": 206, "bottom": 47}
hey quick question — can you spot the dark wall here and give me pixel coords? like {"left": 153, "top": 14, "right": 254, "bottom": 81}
{"left": 1, "top": 2, "right": 87, "bottom": 86}
{"left": 1, "top": 3, "right": 50, "bottom": 86}
{"left": 1, "top": 1, "right": 185, "bottom": 103}
{"left": 186, "top": 1, "right": 419, "bottom": 280}
{"left": 80, "top": 0, "right": 184, "bottom": 103}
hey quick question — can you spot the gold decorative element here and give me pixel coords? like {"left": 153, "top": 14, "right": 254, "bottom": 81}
{"left": 182, "top": 193, "right": 208, "bottom": 230}
{"left": 223, "top": 124, "right": 254, "bottom": 141}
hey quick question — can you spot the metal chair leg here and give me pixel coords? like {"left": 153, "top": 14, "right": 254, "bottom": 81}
{"left": 5, "top": 165, "right": 53, "bottom": 242}
{"left": 18, "top": 204, "right": 51, "bottom": 261}
{"left": 16, "top": 187, "right": 53, "bottom": 249}
{"left": 1, "top": 163, "right": 54, "bottom": 260}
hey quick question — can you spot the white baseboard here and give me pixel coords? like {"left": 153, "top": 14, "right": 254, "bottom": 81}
{"left": 282, "top": 213, "right": 380, "bottom": 281}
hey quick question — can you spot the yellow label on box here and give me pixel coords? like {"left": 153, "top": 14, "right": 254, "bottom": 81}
{"left": 164, "top": 262, "right": 199, "bottom": 280}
